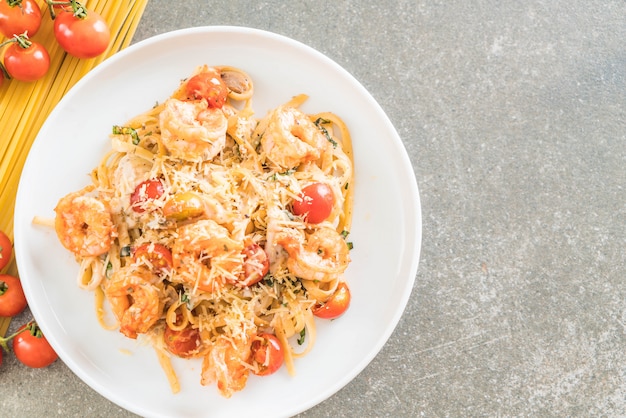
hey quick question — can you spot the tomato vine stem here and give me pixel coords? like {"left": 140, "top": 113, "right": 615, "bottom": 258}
{"left": 45, "top": 0, "right": 87, "bottom": 20}
{"left": 0, "top": 320, "right": 34, "bottom": 352}
{"left": 0, "top": 32, "right": 31, "bottom": 50}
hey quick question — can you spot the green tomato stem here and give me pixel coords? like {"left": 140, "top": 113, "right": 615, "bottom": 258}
{"left": 0, "top": 320, "right": 33, "bottom": 353}
{"left": 45, "top": 0, "right": 87, "bottom": 19}
{"left": 0, "top": 32, "right": 31, "bottom": 53}
{"left": 12, "top": 32, "right": 32, "bottom": 49}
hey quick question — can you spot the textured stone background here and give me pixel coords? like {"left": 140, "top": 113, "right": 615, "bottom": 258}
{"left": 2, "top": 1, "right": 625, "bottom": 416}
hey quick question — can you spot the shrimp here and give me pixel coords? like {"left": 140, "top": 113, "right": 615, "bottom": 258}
{"left": 160, "top": 98, "right": 228, "bottom": 161}
{"left": 238, "top": 242, "right": 269, "bottom": 287}
{"left": 172, "top": 219, "right": 244, "bottom": 292}
{"left": 104, "top": 265, "right": 162, "bottom": 339}
{"left": 54, "top": 185, "right": 116, "bottom": 257}
{"left": 201, "top": 335, "right": 251, "bottom": 398}
{"left": 258, "top": 105, "right": 330, "bottom": 170}
{"left": 276, "top": 226, "right": 350, "bottom": 282}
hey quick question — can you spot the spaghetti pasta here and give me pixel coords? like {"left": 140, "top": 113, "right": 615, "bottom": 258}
{"left": 0, "top": 0, "right": 149, "bottom": 336}
{"left": 51, "top": 65, "right": 355, "bottom": 397}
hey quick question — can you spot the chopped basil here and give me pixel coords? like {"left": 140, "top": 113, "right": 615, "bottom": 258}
{"left": 112, "top": 125, "right": 140, "bottom": 145}
{"left": 269, "top": 169, "right": 295, "bottom": 181}
{"left": 314, "top": 117, "right": 337, "bottom": 148}
{"left": 340, "top": 230, "right": 353, "bottom": 250}
{"left": 263, "top": 274, "right": 274, "bottom": 286}
{"left": 297, "top": 328, "right": 306, "bottom": 345}
{"left": 120, "top": 245, "right": 131, "bottom": 257}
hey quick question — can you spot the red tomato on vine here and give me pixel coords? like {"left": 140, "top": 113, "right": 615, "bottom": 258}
{"left": 0, "top": 274, "right": 27, "bottom": 317}
{"left": 53, "top": 4, "right": 110, "bottom": 59}
{"left": 0, "top": 230, "right": 12, "bottom": 271}
{"left": 0, "top": 0, "right": 42, "bottom": 38}
{"left": 2, "top": 34, "right": 50, "bottom": 82}
{"left": 12, "top": 321, "right": 58, "bottom": 368}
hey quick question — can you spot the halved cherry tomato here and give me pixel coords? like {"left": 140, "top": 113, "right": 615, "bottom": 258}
{"left": 164, "top": 322, "right": 201, "bottom": 358}
{"left": 239, "top": 243, "right": 269, "bottom": 287}
{"left": 292, "top": 182, "right": 334, "bottom": 224}
{"left": 53, "top": 6, "right": 110, "bottom": 59}
{"left": 13, "top": 321, "right": 58, "bottom": 368}
{"left": 132, "top": 243, "right": 173, "bottom": 271}
{"left": 0, "top": 230, "right": 12, "bottom": 271}
{"left": 185, "top": 70, "right": 228, "bottom": 108}
{"left": 162, "top": 191, "right": 205, "bottom": 220}
{"left": 0, "top": 274, "right": 27, "bottom": 317}
{"left": 312, "top": 281, "right": 351, "bottom": 319}
{"left": 250, "top": 333, "right": 284, "bottom": 376}
{"left": 3, "top": 37, "right": 49, "bottom": 82}
{"left": 130, "top": 178, "right": 164, "bottom": 213}
{"left": 0, "top": 0, "right": 42, "bottom": 38}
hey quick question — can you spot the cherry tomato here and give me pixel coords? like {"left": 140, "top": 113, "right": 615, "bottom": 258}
{"left": 0, "top": 0, "right": 42, "bottom": 38}
{"left": 0, "top": 274, "right": 27, "bottom": 317}
{"left": 239, "top": 243, "right": 269, "bottom": 287}
{"left": 130, "top": 178, "right": 164, "bottom": 213}
{"left": 312, "top": 281, "right": 351, "bottom": 319}
{"left": 164, "top": 322, "right": 201, "bottom": 358}
{"left": 185, "top": 70, "right": 228, "bottom": 108}
{"left": 250, "top": 333, "right": 284, "bottom": 376}
{"left": 132, "top": 243, "right": 173, "bottom": 271}
{"left": 0, "top": 230, "right": 12, "bottom": 271}
{"left": 292, "top": 182, "right": 334, "bottom": 224}
{"left": 13, "top": 322, "right": 58, "bottom": 368}
{"left": 3, "top": 38, "right": 49, "bottom": 82}
{"left": 53, "top": 7, "right": 110, "bottom": 59}
{"left": 162, "top": 191, "right": 205, "bottom": 220}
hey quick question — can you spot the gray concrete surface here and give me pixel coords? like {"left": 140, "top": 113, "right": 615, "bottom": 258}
{"left": 2, "top": 0, "right": 626, "bottom": 416}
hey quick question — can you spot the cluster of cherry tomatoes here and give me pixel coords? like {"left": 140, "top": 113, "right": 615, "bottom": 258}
{"left": 0, "top": 0, "right": 110, "bottom": 83}
{"left": 0, "top": 230, "right": 58, "bottom": 368}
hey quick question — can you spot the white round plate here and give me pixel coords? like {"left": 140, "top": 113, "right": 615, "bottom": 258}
{"left": 14, "top": 26, "right": 421, "bottom": 418}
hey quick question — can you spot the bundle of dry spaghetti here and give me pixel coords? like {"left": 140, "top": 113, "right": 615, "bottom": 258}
{"left": 0, "top": 0, "right": 149, "bottom": 278}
